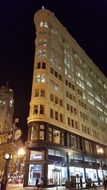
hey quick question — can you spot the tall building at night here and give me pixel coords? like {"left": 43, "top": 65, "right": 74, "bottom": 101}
{"left": 0, "top": 86, "right": 14, "bottom": 175}
{"left": 0, "top": 86, "right": 14, "bottom": 134}
{"left": 24, "top": 8, "right": 107, "bottom": 187}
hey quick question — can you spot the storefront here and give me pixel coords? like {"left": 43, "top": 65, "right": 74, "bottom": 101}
{"left": 48, "top": 164, "right": 67, "bottom": 185}
{"left": 24, "top": 122, "right": 107, "bottom": 187}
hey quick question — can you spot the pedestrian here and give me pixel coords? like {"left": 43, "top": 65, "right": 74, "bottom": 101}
{"left": 103, "top": 177, "right": 107, "bottom": 190}
{"left": 35, "top": 178, "right": 39, "bottom": 190}
{"left": 80, "top": 176, "right": 83, "bottom": 188}
{"left": 41, "top": 177, "right": 45, "bottom": 188}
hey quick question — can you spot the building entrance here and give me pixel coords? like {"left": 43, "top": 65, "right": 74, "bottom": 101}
{"left": 52, "top": 168, "right": 61, "bottom": 185}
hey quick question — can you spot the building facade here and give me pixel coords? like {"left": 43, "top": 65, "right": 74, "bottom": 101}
{"left": 24, "top": 8, "right": 107, "bottom": 187}
{"left": 0, "top": 86, "right": 15, "bottom": 176}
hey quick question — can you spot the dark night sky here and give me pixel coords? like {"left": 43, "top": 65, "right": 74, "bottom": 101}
{"left": 0, "top": 0, "right": 107, "bottom": 141}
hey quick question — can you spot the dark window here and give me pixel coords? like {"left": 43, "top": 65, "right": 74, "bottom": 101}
{"left": 60, "top": 99, "right": 63, "bottom": 107}
{"left": 60, "top": 114, "right": 63, "bottom": 122}
{"left": 50, "top": 109, "right": 54, "bottom": 118}
{"left": 40, "top": 89, "right": 45, "bottom": 97}
{"left": 34, "top": 105, "right": 38, "bottom": 114}
{"left": 55, "top": 111, "right": 58, "bottom": 120}
{"left": 40, "top": 105, "right": 44, "bottom": 114}
{"left": 55, "top": 71, "right": 58, "bottom": 78}
{"left": 42, "top": 62, "right": 46, "bottom": 69}
{"left": 37, "top": 62, "right": 41, "bottom": 69}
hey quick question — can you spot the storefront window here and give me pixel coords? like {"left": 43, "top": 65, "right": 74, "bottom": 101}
{"left": 86, "top": 168, "right": 97, "bottom": 182}
{"left": 98, "top": 169, "right": 103, "bottom": 181}
{"left": 69, "top": 167, "right": 85, "bottom": 182}
{"left": 28, "top": 164, "right": 42, "bottom": 186}
{"left": 84, "top": 156, "right": 95, "bottom": 163}
{"left": 48, "top": 149, "right": 54, "bottom": 156}
{"left": 30, "top": 151, "right": 43, "bottom": 160}
{"left": 48, "top": 164, "right": 67, "bottom": 185}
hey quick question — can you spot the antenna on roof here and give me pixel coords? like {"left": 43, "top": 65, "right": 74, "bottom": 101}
{"left": 6, "top": 80, "right": 9, "bottom": 89}
{"left": 42, "top": 6, "right": 44, "bottom": 9}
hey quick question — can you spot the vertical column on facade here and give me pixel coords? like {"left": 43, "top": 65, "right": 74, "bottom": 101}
{"left": 67, "top": 153, "right": 70, "bottom": 181}
{"left": 44, "top": 147, "right": 48, "bottom": 187}
{"left": 83, "top": 155, "right": 86, "bottom": 184}
{"left": 23, "top": 164, "right": 29, "bottom": 187}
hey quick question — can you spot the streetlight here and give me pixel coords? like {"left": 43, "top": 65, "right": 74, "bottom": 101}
{"left": 17, "top": 148, "right": 26, "bottom": 182}
{"left": 97, "top": 147, "right": 104, "bottom": 181}
{"left": 18, "top": 148, "right": 25, "bottom": 157}
{"left": 1, "top": 153, "right": 12, "bottom": 190}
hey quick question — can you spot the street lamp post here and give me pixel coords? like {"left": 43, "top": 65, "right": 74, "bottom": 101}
{"left": 17, "top": 148, "right": 26, "bottom": 181}
{"left": 1, "top": 153, "right": 11, "bottom": 190}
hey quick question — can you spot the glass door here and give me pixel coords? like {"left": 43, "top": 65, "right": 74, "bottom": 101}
{"left": 52, "top": 168, "right": 61, "bottom": 185}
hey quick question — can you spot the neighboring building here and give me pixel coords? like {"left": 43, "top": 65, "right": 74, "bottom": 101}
{"left": 0, "top": 86, "right": 14, "bottom": 175}
{"left": 24, "top": 8, "right": 107, "bottom": 187}
{"left": 0, "top": 86, "right": 14, "bottom": 134}
{"left": 0, "top": 86, "right": 22, "bottom": 179}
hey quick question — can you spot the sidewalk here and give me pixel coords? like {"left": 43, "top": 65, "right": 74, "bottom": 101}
{"left": 7, "top": 184, "right": 65, "bottom": 190}
{"left": 7, "top": 184, "right": 104, "bottom": 190}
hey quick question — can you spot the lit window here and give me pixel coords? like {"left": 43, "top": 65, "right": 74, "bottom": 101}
{"left": 87, "top": 80, "right": 92, "bottom": 88}
{"left": 10, "top": 99, "right": 13, "bottom": 107}
{"left": 35, "top": 89, "right": 39, "bottom": 97}
{"left": 35, "top": 75, "right": 41, "bottom": 82}
{"left": 95, "top": 95, "right": 101, "bottom": 103}
{"left": 35, "top": 75, "right": 46, "bottom": 83}
{"left": 88, "top": 97, "right": 95, "bottom": 106}
{"left": 48, "top": 128, "right": 52, "bottom": 142}
{"left": 54, "top": 83, "right": 59, "bottom": 91}
{"left": 30, "top": 151, "right": 43, "bottom": 160}
{"left": 31, "top": 126, "right": 39, "bottom": 140}
{"left": 40, "top": 21, "right": 44, "bottom": 27}
{"left": 42, "top": 39, "right": 47, "bottom": 46}
{"left": 77, "top": 79, "right": 85, "bottom": 89}
{"left": 97, "top": 105, "right": 102, "bottom": 112}
{"left": 44, "top": 21, "right": 48, "bottom": 28}
{"left": 39, "top": 131, "right": 44, "bottom": 140}
{"left": 40, "top": 21, "right": 48, "bottom": 28}
{"left": 53, "top": 129, "right": 60, "bottom": 144}
{"left": 41, "top": 75, "right": 46, "bottom": 82}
